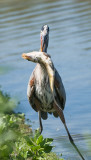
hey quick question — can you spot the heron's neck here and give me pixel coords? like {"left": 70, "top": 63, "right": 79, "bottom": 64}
{"left": 39, "top": 63, "right": 47, "bottom": 74}
{"left": 37, "top": 63, "right": 48, "bottom": 82}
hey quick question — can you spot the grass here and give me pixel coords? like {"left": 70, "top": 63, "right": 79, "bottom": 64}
{"left": 0, "top": 90, "right": 63, "bottom": 160}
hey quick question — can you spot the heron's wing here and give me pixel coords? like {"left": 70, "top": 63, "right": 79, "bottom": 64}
{"left": 27, "top": 67, "right": 41, "bottom": 112}
{"left": 54, "top": 68, "right": 66, "bottom": 110}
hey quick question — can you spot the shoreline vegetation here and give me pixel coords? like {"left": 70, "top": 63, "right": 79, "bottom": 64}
{"left": 0, "top": 90, "right": 64, "bottom": 160}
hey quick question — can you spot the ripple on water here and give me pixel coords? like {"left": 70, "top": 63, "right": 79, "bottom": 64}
{"left": 0, "top": 0, "right": 91, "bottom": 159}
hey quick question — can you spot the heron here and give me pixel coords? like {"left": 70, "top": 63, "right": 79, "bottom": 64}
{"left": 22, "top": 25, "right": 85, "bottom": 160}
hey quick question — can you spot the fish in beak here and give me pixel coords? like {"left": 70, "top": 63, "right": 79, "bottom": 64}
{"left": 22, "top": 51, "right": 54, "bottom": 93}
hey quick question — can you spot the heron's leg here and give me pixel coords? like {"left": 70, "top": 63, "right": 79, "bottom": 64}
{"left": 38, "top": 111, "right": 43, "bottom": 133}
{"left": 31, "top": 97, "right": 43, "bottom": 133}
{"left": 53, "top": 99, "right": 85, "bottom": 160}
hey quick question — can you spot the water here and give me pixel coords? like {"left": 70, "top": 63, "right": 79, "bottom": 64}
{"left": 0, "top": 0, "right": 91, "bottom": 159}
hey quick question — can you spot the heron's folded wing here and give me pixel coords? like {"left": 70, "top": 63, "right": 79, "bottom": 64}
{"left": 27, "top": 70, "right": 39, "bottom": 112}
{"left": 54, "top": 69, "right": 66, "bottom": 110}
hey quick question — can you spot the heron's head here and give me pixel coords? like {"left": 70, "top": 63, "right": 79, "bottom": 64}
{"left": 40, "top": 25, "right": 49, "bottom": 52}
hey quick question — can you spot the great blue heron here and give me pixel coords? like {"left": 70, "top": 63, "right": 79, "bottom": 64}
{"left": 22, "top": 25, "right": 85, "bottom": 160}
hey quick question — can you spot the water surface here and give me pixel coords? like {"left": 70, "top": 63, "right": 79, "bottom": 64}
{"left": 0, "top": 0, "right": 91, "bottom": 159}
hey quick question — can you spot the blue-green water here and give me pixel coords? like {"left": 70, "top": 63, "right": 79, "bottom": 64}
{"left": 0, "top": 0, "right": 91, "bottom": 159}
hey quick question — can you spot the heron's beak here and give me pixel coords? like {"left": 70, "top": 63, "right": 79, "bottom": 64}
{"left": 41, "top": 35, "right": 47, "bottom": 52}
{"left": 41, "top": 36, "right": 44, "bottom": 52}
